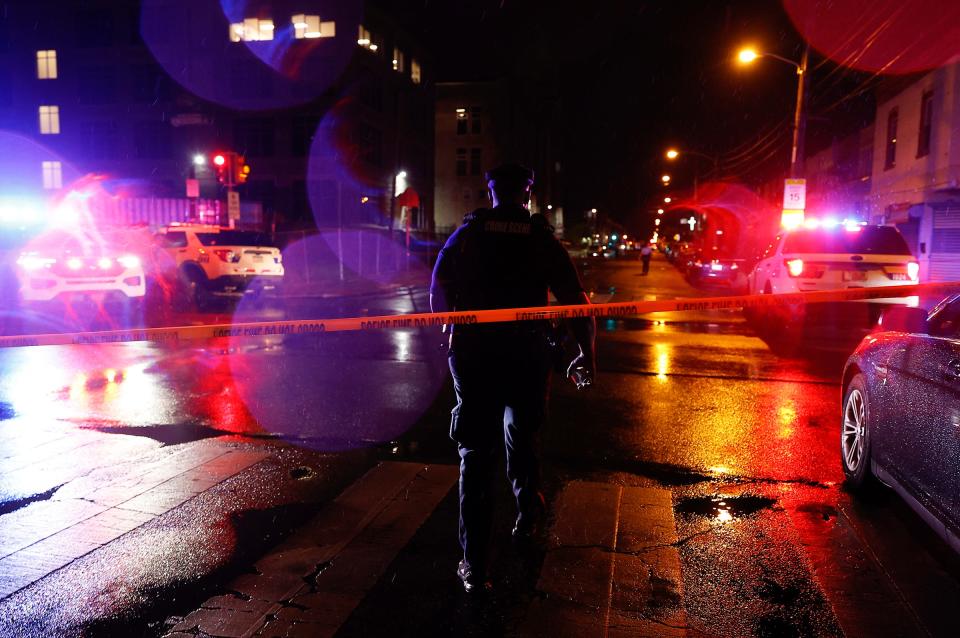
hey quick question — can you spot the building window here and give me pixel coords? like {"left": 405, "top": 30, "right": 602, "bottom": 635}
{"left": 42, "top": 161, "right": 62, "bottom": 189}
{"left": 470, "top": 148, "right": 482, "bottom": 176}
{"left": 917, "top": 91, "right": 933, "bottom": 158}
{"left": 357, "top": 25, "right": 379, "bottom": 51}
{"left": 411, "top": 60, "right": 421, "bottom": 84}
{"left": 470, "top": 106, "right": 482, "bottom": 134}
{"left": 884, "top": 107, "right": 898, "bottom": 170}
{"left": 292, "top": 14, "right": 333, "bottom": 39}
{"left": 456, "top": 108, "right": 467, "bottom": 135}
{"left": 456, "top": 148, "right": 467, "bottom": 176}
{"left": 36, "top": 50, "right": 57, "bottom": 80}
{"left": 392, "top": 47, "right": 405, "bottom": 73}
{"left": 230, "top": 18, "right": 274, "bottom": 42}
{"left": 38, "top": 105, "right": 60, "bottom": 134}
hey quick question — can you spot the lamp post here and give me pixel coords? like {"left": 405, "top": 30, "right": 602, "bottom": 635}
{"left": 736, "top": 44, "right": 810, "bottom": 178}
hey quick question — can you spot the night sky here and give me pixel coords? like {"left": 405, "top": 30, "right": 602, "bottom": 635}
{"left": 376, "top": 0, "right": 878, "bottom": 230}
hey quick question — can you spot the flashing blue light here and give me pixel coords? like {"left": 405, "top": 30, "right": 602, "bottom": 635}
{"left": 0, "top": 197, "right": 43, "bottom": 228}
{"left": 611, "top": 234, "right": 618, "bottom": 241}
{"left": 822, "top": 217, "right": 839, "bottom": 229}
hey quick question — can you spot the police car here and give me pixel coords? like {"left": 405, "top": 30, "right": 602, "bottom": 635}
{"left": 745, "top": 221, "right": 919, "bottom": 351}
{"left": 153, "top": 224, "right": 283, "bottom": 309}
{"left": 13, "top": 228, "right": 146, "bottom": 310}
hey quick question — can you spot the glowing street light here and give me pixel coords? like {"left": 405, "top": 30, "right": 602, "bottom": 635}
{"left": 737, "top": 47, "right": 759, "bottom": 64}
{"left": 193, "top": 154, "right": 206, "bottom": 166}
{"left": 665, "top": 148, "right": 679, "bottom": 160}
{"left": 664, "top": 197, "right": 672, "bottom": 203}
{"left": 661, "top": 174, "right": 671, "bottom": 184}
{"left": 657, "top": 208, "right": 665, "bottom": 215}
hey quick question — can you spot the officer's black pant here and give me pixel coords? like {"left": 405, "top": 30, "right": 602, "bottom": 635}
{"left": 448, "top": 332, "right": 551, "bottom": 574}
{"left": 641, "top": 255, "right": 651, "bottom": 275}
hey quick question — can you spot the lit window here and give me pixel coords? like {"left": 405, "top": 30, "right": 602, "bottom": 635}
{"left": 293, "top": 14, "right": 334, "bottom": 39}
{"left": 36, "top": 50, "right": 57, "bottom": 80}
{"left": 411, "top": 60, "right": 421, "bottom": 84}
{"left": 393, "top": 47, "right": 405, "bottom": 73}
{"left": 39, "top": 105, "right": 60, "bottom": 134}
{"left": 456, "top": 108, "right": 467, "bottom": 135}
{"left": 42, "top": 161, "right": 62, "bottom": 189}
{"left": 229, "top": 18, "right": 274, "bottom": 42}
{"left": 358, "top": 25, "right": 378, "bottom": 52}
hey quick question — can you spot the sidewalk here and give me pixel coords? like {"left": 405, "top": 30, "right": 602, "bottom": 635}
{"left": 163, "top": 463, "right": 688, "bottom": 638}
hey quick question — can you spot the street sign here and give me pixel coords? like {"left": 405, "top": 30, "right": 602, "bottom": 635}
{"left": 185, "top": 178, "right": 199, "bottom": 198}
{"left": 783, "top": 178, "right": 806, "bottom": 210}
{"left": 227, "top": 191, "right": 240, "bottom": 220}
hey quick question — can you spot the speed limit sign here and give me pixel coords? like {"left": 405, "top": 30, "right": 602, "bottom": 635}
{"left": 783, "top": 179, "right": 806, "bottom": 210}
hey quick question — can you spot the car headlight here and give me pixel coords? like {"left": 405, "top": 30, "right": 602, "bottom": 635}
{"left": 118, "top": 255, "right": 141, "bottom": 269}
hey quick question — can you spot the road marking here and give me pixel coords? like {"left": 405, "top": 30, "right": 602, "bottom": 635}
{"left": 168, "top": 461, "right": 458, "bottom": 638}
{"left": 522, "top": 481, "right": 687, "bottom": 637}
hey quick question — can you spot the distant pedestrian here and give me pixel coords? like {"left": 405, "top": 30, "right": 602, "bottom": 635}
{"left": 430, "top": 163, "right": 596, "bottom": 594}
{"left": 641, "top": 243, "right": 653, "bottom": 275}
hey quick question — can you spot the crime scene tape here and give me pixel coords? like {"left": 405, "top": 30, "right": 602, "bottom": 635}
{"left": 0, "top": 281, "right": 957, "bottom": 349}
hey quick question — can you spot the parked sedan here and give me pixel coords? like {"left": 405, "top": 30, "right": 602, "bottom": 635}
{"left": 841, "top": 296, "right": 960, "bottom": 554}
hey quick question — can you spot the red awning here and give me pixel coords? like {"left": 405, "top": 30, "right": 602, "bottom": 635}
{"left": 396, "top": 187, "right": 420, "bottom": 208}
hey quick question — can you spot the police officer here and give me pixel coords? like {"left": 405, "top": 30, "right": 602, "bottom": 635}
{"left": 430, "top": 163, "right": 596, "bottom": 593}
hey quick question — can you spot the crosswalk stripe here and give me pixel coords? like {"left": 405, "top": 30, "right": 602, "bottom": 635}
{"left": 522, "top": 481, "right": 686, "bottom": 637}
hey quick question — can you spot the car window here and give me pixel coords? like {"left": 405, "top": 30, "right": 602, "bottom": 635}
{"left": 160, "top": 232, "right": 187, "bottom": 248}
{"left": 927, "top": 295, "right": 960, "bottom": 338}
{"left": 782, "top": 227, "right": 911, "bottom": 255}
{"left": 195, "top": 231, "right": 274, "bottom": 247}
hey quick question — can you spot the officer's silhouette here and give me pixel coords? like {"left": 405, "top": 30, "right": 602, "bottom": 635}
{"left": 430, "top": 163, "right": 596, "bottom": 593}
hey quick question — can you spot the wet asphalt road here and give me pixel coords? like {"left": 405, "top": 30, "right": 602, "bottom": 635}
{"left": 1, "top": 254, "right": 959, "bottom": 637}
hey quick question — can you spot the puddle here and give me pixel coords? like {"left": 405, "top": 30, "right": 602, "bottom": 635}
{"left": 79, "top": 421, "right": 235, "bottom": 445}
{"left": 675, "top": 494, "right": 777, "bottom": 522}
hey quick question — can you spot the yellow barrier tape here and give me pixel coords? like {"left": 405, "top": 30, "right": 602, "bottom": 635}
{"left": 0, "top": 282, "right": 954, "bottom": 349}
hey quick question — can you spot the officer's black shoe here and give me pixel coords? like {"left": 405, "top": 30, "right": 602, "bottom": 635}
{"left": 512, "top": 491, "right": 547, "bottom": 539}
{"left": 457, "top": 560, "right": 491, "bottom": 594}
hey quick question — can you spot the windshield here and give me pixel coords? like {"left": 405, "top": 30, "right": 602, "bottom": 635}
{"left": 782, "top": 227, "right": 912, "bottom": 255}
{"left": 195, "top": 232, "right": 275, "bottom": 247}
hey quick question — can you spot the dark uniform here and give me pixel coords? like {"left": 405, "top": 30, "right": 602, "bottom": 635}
{"left": 430, "top": 198, "right": 592, "bottom": 584}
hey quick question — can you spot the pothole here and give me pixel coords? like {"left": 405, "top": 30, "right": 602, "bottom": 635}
{"left": 674, "top": 494, "right": 777, "bottom": 522}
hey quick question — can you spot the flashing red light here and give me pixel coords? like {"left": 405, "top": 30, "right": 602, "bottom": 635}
{"left": 786, "top": 258, "right": 805, "bottom": 277}
{"left": 213, "top": 154, "right": 226, "bottom": 166}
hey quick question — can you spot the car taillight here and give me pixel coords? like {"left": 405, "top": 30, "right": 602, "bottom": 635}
{"left": 785, "top": 258, "right": 804, "bottom": 277}
{"left": 907, "top": 261, "right": 919, "bottom": 281}
{"left": 213, "top": 249, "right": 239, "bottom": 263}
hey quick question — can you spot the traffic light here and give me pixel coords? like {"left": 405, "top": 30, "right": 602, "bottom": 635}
{"left": 234, "top": 155, "right": 250, "bottom": 185}
{"left": 212, "top": 153, "right": 227, "bottom": 184}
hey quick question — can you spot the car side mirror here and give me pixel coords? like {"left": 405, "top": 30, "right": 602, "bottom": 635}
{"left": 878, "top": 306, "right": 928, "bottom": 334}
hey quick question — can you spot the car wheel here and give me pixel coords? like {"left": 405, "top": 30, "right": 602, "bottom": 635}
{"left": 841, "top": 373, "right": 876, "bottom": 490}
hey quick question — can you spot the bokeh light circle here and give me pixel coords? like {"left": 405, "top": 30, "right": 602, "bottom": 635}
{"left": 141, "top": 0, "right": 363, "bottom": 110}
{"left": 783, "top": 0, "right": 960, "bottom": 74}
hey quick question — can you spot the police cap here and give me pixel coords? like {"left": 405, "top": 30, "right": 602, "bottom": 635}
{"left": 485, "top": 163, "right": 534, "bottom": 187}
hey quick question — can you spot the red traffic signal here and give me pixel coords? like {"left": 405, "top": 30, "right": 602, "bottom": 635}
{"left": 213, "top": 154, "right": 226, "bottom": 166}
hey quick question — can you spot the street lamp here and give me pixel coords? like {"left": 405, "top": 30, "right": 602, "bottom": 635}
{"left": 665, "top": 148, "right": 679, "bottom": 160}
{"left": 657, "top": 208, "right": 664, "bottom": 215}
{"left": 736, "top": 44, "right": 810, "bottom": 178}
{"left": 192, "top": 154, "right": 206, "bottom": 166}
{"left": 661, "top": 174, "right": 671, "bottom": 184}
{"left": 664, "top": 197, "right": 672, "bottom": 203}
{"left": 664, "top": 147, "right": 719, "bottom": 201}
